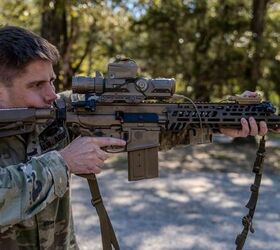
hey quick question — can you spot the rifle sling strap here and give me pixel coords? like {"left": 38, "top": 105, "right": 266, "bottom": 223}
{"left": 86, "top": 174, "right": 120, "bottom": 250}
{"left": 235, "top": 136, "right": 266, "bottom": 250}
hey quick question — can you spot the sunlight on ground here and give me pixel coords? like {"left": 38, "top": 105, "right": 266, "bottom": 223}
{"left": 72, "top": 139, "right": 280, "bottom": 250}
{"left": 228, "top": 172, "right": 274, "bottom": 186}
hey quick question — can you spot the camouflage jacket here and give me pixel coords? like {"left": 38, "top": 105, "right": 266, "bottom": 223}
{"left": 0, "top": 100, "right": 79, "bottom": 249}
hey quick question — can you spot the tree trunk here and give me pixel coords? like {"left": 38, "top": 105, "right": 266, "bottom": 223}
{"left": 41, "top": 0, "right": 69, "bottom": 90}
{"left": 192, "top": 2, "right": 211, "bottom": 101}
{"left": 245, "top": 0, "right": 269, "bottom": 91}
{"left": 41, "top": 1, "right": 97, "bottom": 90}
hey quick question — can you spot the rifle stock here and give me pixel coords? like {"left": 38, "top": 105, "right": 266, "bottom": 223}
{"left": 0, "top": 108, "right": 55, "bottom": 137}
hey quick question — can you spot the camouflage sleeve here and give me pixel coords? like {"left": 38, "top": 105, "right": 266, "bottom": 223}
{"left": 0, "top": 151, "right": 69, "bottom": 227}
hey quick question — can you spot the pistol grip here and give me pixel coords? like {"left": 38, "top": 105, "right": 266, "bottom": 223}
{"left": 128, "top": 147, "right": 159, "bottom": 181}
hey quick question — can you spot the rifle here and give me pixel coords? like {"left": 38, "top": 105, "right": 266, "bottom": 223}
{"left": 67, "top": 59, "right": 279, "bottom": 181}
{"left": 2, "top": 60, "right": 279, "bottom": 180}
{"left": 0, "top": 59, "right": 279, "bottom": 249}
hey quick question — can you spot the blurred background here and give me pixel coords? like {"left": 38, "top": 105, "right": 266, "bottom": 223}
{"left": 0, "top": 0, "right": 279, "bottom": 105}
{"left": 1, "top": 1, "right": 280, "bottom": 249}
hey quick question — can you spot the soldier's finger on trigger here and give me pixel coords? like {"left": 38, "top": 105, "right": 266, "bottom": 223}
{"left": 94, "top": 137, "right": 126, "bottom": 148}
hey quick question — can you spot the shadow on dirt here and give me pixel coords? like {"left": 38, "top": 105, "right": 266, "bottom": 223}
{"left": 72, "top": 139, "right": 280, "bottom": 250}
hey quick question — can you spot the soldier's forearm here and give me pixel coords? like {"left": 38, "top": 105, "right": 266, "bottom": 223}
{"left": 0, "top": 151, "right": 69, "bottom": 229}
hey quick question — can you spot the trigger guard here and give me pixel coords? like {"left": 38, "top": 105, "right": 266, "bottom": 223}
{"left": 104, "top": 146, "right": 126, "bottom": 153}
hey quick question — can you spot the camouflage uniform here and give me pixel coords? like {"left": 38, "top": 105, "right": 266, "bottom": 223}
{"left": 0, "top": 96, "right": 79, "bottom": 249}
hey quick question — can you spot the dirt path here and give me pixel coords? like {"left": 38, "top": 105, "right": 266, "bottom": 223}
{"left": 71, "top": 140, "right": 280, "bottom": 250}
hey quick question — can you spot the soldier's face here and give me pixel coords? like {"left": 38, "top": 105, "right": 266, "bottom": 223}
{"left": 0, "top": 59, "right": 58, "bottom": 108}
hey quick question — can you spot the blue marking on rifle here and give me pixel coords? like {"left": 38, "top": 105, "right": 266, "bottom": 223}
{"left": 116, "top": 111, "right": 159, "bottom": 123}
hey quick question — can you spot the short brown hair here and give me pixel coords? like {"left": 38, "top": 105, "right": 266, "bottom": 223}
{"left": 0, "top": 26, "right": 60, "bottom": 86}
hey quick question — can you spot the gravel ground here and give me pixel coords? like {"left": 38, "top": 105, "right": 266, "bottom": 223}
{"left": 71, "top": 140, "right": 280, "bottom": 250}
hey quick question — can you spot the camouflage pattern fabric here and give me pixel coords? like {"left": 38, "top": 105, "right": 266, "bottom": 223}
{"left": 0, "top": 98, "right": 79, "bottom": 249}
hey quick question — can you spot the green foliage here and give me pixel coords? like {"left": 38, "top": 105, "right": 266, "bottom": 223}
{"left": 0, "top": 0, "right": 279, "bottom": 105}
{"left": 0, "top": 0, "right": 40, "bottom": 30}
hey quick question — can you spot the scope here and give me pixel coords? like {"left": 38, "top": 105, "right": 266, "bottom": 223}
{"left": 72, "top": 59, "right": 176, "bottom": 103}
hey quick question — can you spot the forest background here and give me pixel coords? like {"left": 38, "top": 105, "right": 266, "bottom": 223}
{"left": 1, "top": 0, "right": 279, "bottom": 105}
{"left": 1, "top": 2, "right": 280, "bottom": 248}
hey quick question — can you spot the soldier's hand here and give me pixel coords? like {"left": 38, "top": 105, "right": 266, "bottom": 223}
{"left": 220, "top": 117, "right": 268, "bottom": 138}
{"left": 59, "top": 137, "right": 126, "bottom": 174}
{"left": 220, "top": 91, "right": 268, "bottom": 137}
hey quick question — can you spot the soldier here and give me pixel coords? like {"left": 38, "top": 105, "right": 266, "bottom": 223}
{"left": 0, "top": 26, "right": 268, "bottom": 249}
{"left": 0, "top": 26, "right": 126, "bottom": 249}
